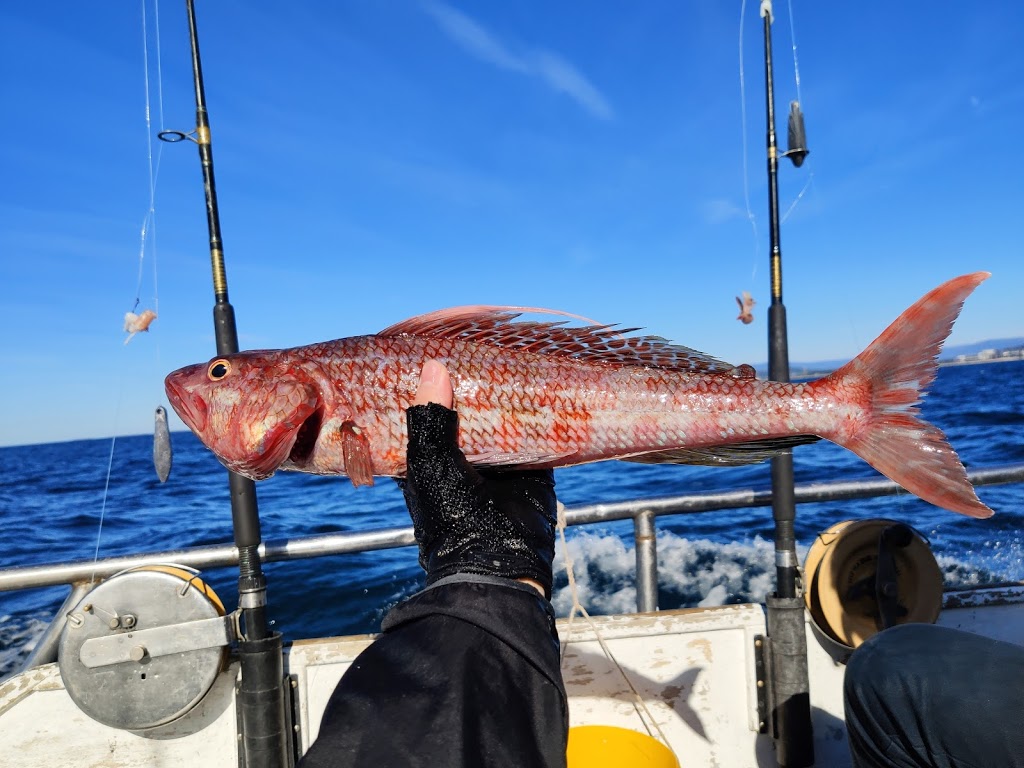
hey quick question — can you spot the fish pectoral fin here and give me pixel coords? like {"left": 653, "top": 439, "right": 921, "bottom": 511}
{"left": 340, "top": 421, "right": 375, "bottom": 488}
{"left": 464, "top": 450, "right": 578, "bottom": 469}
{"left": 621, "top": 436, "right": 821, "bottom": 467}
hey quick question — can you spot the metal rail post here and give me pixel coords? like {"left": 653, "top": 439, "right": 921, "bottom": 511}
{"left": 634, "top": 511, "right": 658, "bottom": 612}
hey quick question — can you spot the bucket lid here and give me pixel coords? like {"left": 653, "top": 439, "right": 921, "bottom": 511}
{"left": 567, "top": 726, "right": 679, "bottom": 768}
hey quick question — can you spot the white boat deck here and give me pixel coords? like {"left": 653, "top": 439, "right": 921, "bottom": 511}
{"left": 4, "top": 585, "right": 1022, "bottom": 767}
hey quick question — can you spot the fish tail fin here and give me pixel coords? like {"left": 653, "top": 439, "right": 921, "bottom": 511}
{"left": 819, "top": 272, "right": 993, "bottom": 518}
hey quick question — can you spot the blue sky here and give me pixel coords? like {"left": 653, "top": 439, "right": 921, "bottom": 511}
{"left": 2, "top": 1, "right": 1021, "bottom": 447}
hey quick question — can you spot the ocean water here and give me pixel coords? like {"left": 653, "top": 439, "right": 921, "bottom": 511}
{"left": 2, "top": 360, "right": 1022, "bottom": 678}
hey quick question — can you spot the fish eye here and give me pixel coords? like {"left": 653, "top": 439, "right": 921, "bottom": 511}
{"left": 207, "top": 359, "right": 231, "bottom": 380}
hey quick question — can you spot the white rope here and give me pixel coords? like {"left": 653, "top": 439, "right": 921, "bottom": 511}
{"left": 556, "top": 502, "right": 673, "bottom": 750}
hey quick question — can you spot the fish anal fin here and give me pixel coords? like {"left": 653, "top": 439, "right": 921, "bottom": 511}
{"left": 621, "top": 436, "right": 820, "bottom": 467}
{"left": 378, "top": 305, "right": 744, "bottom": 375}
{"left": 465, "top": 450, "right": 578, "bottom": 469}
{"left": 341, "top": 421, "right": 375, "bottom": 488}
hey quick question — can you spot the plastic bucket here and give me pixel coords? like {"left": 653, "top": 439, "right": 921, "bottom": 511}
{"left": 567, "top": 725, "right": 679, "bottom": 767}
{"left": 803, "top": 518, "right": 942, "bottom": 651}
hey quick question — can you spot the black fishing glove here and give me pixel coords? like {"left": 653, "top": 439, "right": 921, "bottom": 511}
{"left": 401, "top": 402, "right": 558, "bottom": 599}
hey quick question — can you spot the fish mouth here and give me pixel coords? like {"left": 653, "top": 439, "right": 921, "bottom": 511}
{"left": 287, "top": 405, "right": 324, "bottom": 467}
{"left": 164, "top": 376, "right": 207, "bottom": 433}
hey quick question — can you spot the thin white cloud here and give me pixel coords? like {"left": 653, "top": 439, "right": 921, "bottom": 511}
{"left": 422, "top": 1, "right": 613, "bottom": 120}
{"left": 530, "top": 51, "right": 613, "bottom": 120}
{"left": 421, "top": 1, "right": 526, "bottom": 73}
{"left": 702, "top": 198, "right": 744, "bottom": 224}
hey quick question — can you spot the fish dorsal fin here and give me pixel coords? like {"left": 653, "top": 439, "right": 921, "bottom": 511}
{"left": 378, "top": 305, "right": 741, "bottom": 374}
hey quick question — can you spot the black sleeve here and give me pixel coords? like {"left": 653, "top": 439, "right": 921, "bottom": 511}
{"left": 298, "top": 577, "right": 568, "bottom": 768}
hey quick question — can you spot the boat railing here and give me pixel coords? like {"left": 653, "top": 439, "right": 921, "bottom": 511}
{"left": 4, "top": 462, "right": 1023, "bottom": 672}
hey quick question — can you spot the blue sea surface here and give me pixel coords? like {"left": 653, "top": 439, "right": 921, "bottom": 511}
{"left": 2, "top": 360, "right": 1022, "bottom": 677}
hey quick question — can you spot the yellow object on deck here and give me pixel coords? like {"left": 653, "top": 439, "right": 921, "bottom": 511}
{"left": 567, "top": 725, "right": 679, "bottom": 767}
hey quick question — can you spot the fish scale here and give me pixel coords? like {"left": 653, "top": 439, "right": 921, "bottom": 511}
{"left": 166, "top": 273, "right": 995, "bottom": 518}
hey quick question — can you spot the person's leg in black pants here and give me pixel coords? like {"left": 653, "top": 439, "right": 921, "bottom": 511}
{"left": 844, "top": 623, "right": 1024, "bottom": 768}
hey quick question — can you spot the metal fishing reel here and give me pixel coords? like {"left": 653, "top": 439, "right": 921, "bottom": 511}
{"left": 58, "top": 564, "right": 236, "bottom": 730}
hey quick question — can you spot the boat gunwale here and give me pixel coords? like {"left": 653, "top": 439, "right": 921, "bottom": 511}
{"left": 2, "top": 462, "right": 1022, "bottom": 593}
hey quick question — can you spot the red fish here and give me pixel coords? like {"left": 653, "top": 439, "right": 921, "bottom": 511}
{"left": 165, "top": 272, "right": 993, "bottom": 518}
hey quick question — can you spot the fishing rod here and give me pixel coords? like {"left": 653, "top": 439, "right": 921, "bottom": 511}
{"left": 759, "top": 1, "right": 813, "bottom": 766}
{"left": 159, "top": 1, "right": 289, "bottom": 766}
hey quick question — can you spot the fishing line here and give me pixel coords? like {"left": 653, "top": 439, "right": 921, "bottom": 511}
{"left": 737, "top": 0, "right": 761, "bottom": 284}
{"left": 91, "top": 436, "right": 118, "bottom": 586}
{"left": 151, "top": 0, "right": 165, "bottom": 324}
{"left": 95, "top": 0, "right": 171, "bottom": 568}
{"left": 132, "top": 0, "right": 165, "bottom": 322}
{"left": 777, "top": 0, "right": 855, "bottom": 366}
{"left": 132, "top": 0, "right": 168, "bottom": 370}
{"left": 740, "top": 1, "right": 817, "bottom": 244}
{"left": 91, "top": 371, "right": 130, "bottom": 582}
{"left": 779, "top": 0, "right": 814, "bottom": 224}
{"left": 780, "top": 173, "right": 813, "bottom": 224}
{"left": 556, "top": 503, "right": 673, "bottom": 751}
{"left": 786, "top": 0, "right": 803, "bottom": 107}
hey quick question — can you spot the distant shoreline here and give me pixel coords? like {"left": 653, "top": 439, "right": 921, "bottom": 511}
{"left": 941, "top": 352, "right": 1024, "bottom": 367}
{"left": 786, "top": 353, "right": 1023, "bottom": 381}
